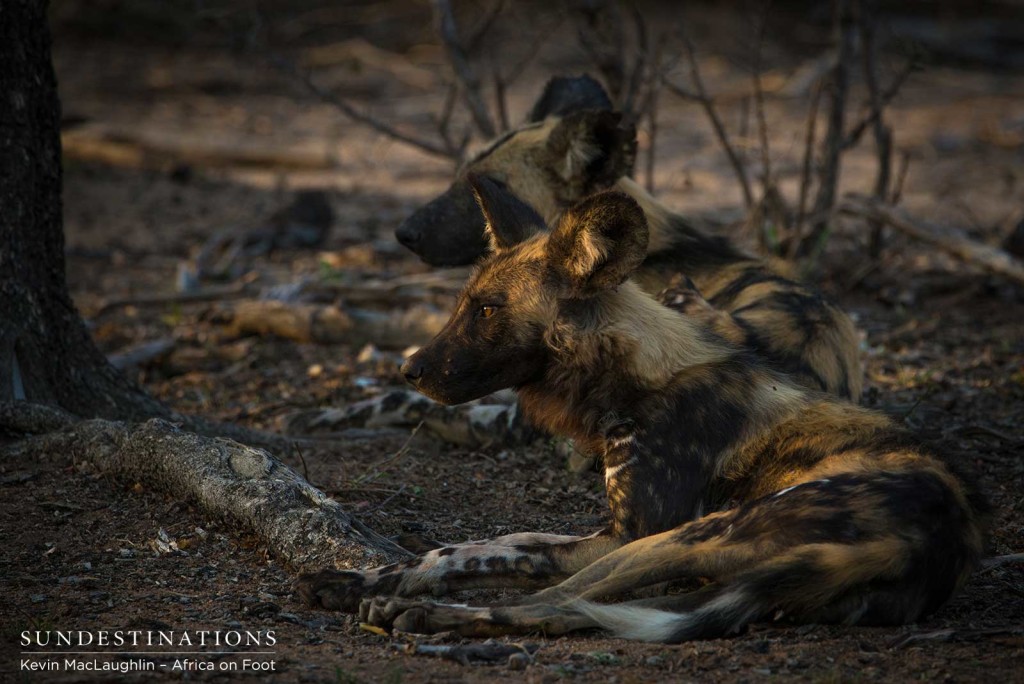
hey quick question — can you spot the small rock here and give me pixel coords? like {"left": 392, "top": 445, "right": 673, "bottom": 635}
{"left": 30, "top": 594, "right": 46, "bottom": 603}
{"left": 118, "top": 548, "right": 136, "bottom": 559}
{"left": 357, "top": 344, "right": 381, "bottom": 364}
{"left": 507, "top": 653, "right": 530, "bottom": 671}
{"left": 645, "top": 656, "right": 664, "bottom": 666}
{"left": 748, "top": 640, "right": 770, "bottom": 654}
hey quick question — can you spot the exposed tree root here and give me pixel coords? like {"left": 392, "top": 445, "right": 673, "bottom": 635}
{"left": 1, "top": 401, "right": 410, "bottom": 571}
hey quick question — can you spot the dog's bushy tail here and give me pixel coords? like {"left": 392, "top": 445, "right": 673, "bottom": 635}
{"left": 570, "top": 538, "right": 920, "bottom": 643}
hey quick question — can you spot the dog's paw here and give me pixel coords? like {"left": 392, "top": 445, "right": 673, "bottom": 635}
{"left": 360, "top": 596, "right": 488, "bottom": 635}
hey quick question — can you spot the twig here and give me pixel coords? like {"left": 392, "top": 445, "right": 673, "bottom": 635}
{"left": 843, "top": 57, "right": 916, "bottom": 151}
{"left": 667, "top": 28, "right": 755, "bottom": 209}
{"left": 94, "top": 283, "right": 251, "bottom": 317}
{"left": 839, "top": 196, "right": 1024, "bottom": 285}
{"left": 107, "top": 338, "right": 176, "bottom": 371}
{"left": 889, "top": 149, "right": 911, "bottom": 205}
{"left": 355, "top": 422, "right": 424, "bottom": 484}
{"left": 292, "top": 441, "right": 310, "bottom": 484}
{"left": 433, "top": 0, "right": 497, "bottom": 138}
{"left": 802, "top": 0, "right": 857, "bottom": 257}
{"left": 364, "top": 483, "right": 409, "bottom": 513}
{"left": 267, "top": 54, "right": 458, "bottom": 160}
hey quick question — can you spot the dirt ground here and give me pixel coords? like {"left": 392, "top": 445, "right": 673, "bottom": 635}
{"left": 3, "top": 2, "right": 1023, "bottom": 682}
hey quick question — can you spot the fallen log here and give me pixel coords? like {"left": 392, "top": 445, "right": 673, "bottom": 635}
{"left": 1, "top": 401, "right": 409, "bottom": 571}
{"left": 226, "top": 299, "right": 449, "bottom": 349}
{"left": 62, "top": 123, "right": 335, "bottom": 170}
{"left": 839, "top": 196, "right": 1024, "bottom": 286}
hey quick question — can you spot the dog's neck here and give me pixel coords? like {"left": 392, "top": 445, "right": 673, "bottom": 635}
{"left": 517, "top": 281, "right": 741, "bottom": 450}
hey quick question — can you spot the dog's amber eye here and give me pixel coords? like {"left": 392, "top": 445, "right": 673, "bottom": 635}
{"left": 480, "top": 305, "right": 497, "bottom": 319}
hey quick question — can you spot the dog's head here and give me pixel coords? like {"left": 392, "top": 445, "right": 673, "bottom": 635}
{"left": 396, "top": 75, "right": 637, "bottom": 266}
{"left": 401, "top": 175, "right": 648, "bottom": 404}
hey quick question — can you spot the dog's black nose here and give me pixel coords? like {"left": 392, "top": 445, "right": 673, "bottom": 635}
{"left": 401, "top": 357, "right": 424, "bottom": 383}
{"left": 395, "top": 220, "right": 421, "bottom": 249}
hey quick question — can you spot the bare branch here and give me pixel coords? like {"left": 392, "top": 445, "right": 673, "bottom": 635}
{"left": 621, "top": 6, "right": 650, "bottom": 116}
{"left": 433, "top": 0, "right": 497, "bottom": 138}
{"left": 839, "top": 196, "right": 1024, "bottom": 286}
{"left": 790, "top": 81, "right": 825, "bottom": 258}
{"left": 859, "top": 0, "right": 894, "bottom": 257}
{"left": 803, "top": 0, "right": 857, "bottom": 255}
{"left": 751, "top": 1, "right": 774, "bottom": 196}
{"left": 464, "top": 0, "right": 506, "bottom": 54}
{"left": 503, "top": 13, "right": 563, "bottom": 85}
{"left": 843, "top": 56, "right": 916, "bottom": 151}
{"left": 267, "top": 54, "right": 458, "bottom": 160}
{"left": 572, "top": 0, "right": 628, "bottom": 106}
{"left": 643, "top": 38, "right": 666, "bottom": 193}
{"left": 491, "top": 47, "right": 511, "bottom": 132}
{"left": 666, "top": 29, "right": 755, "bottom": 209}
{"left": 435, "top": 81, "right": 460, "bottom": 154}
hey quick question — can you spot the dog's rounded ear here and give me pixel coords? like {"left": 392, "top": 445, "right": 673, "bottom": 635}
{"left": 468, "top": 174, "right": 546, "bottom": 252}
{"left": 527, "top": 75, "right": 613, "bottom": 122}
{"left": 547, "top": 191, "right": 648, "bottom": 297}
{"left": 545, "top": 111, "right": 637, "bottom": 197}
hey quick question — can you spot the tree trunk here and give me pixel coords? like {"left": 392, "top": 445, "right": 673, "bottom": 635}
{"left": 0, "top": 1, "right": 402, "bottom": 569}
{"left": 0, "top": 0, "right": 167, "bottom": 421}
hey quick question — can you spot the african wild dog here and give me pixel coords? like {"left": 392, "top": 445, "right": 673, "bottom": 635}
{"left": 298, "top": 178, "right": 988, "bottom": 642}
{"left": 396, "top": 75, "right": 861, "bottom": 400}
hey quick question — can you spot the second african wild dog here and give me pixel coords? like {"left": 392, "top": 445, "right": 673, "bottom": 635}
{"left": 297, "top": 178, "right": 988, "bottom": 642}
{"left": 397, "top": 75, "right": 861, "bottom": 400}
